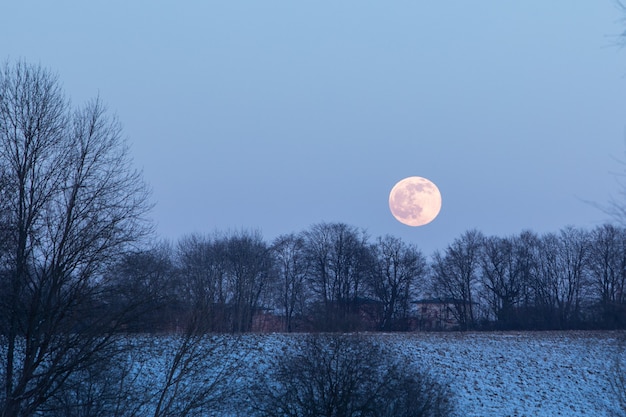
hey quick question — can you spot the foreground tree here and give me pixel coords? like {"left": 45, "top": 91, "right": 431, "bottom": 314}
{"left": 606, "top": 333, "right": 626, "bottom": 417}
{"left": 252, "top": 334, "right": 455, "bottom": 417}
{"left": 0, "top": 61, "right": 152, "bottom": 417}
{"left": 147, "top": 311, "right": 245, "bottom": 417}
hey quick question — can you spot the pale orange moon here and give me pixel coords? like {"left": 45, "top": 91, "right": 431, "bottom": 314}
{"left": 389, "top": 176, "right": 442, "bottom": 226}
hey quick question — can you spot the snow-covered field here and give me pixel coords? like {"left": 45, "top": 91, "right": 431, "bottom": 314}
{"left": 130, "top": 331, "right": 626, "bottom": 416}
{"left": 231, "top": 331, "right": 622, "bottom": 417}
{"left": 5, "top": 331, "right": 625, "bottom": 416}
{"left": 377, "top": 331, "right": 622, "bottom": 417}
{"left": 170, "top": 331, "right": 622, "bottom": 416}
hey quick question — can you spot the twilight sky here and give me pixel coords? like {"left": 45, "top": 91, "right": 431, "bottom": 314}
{"left": 2, "top": 1, "right": 626, "bottom": 256}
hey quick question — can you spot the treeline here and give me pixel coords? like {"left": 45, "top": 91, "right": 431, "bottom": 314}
{"left": 432, "top": 226, "right": 626, "bottom": 330}
{"left": 105, "top": 222, "right": 626, "bottom": 333}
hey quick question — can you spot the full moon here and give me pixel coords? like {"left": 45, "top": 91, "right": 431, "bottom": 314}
{"left": 389, "top": 176, "right": 442, "bottom": 226}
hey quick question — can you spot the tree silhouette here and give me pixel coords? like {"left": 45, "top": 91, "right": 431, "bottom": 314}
{"left": 0, "top": 61, "right": 152, "bottom": 417}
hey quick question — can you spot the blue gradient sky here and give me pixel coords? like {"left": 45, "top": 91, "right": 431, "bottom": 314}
{"left": 2, "top": 1, "right": 626, "bottom": 255}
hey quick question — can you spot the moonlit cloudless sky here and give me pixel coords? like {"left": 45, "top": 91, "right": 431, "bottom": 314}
{"left": 2, "top": 1, "right": 626, "bottom": 256}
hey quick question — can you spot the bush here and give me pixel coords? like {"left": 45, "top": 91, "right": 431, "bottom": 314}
{"left": 252, "top": 334, "right": 455, "bottom": 417}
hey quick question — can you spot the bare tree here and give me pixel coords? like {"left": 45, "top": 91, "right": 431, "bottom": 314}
{"left": 251, "top": 334, "right": 455, "bottom": 417}
{"left": 225, "top": 230, "right": 275, "bottom": 333}
{"left": 431, "top": 230, "right": 484, "bottom": 330}
{"left": 303, "top": 222, "right": 373, "bottom": 331}
{"left": 0, "top": 61, "right": 152, "bottom": 417}
{"left": 479, "top": 235, "right": 526, "bottom": 328}
{"left": 510, "top": 230, "right": 542, "bottom": 328}
{"left": 176, "top": 234, "right": 230, "bottom": 332}
{"left": 105, "top": 241, "right": 176, "bottom": 332}
{"left": 370, "top": 235, "right": 426, "bottom": 331}
{"left": 535, "top": 227, "right": 590, "bottom": 328}
{"left": 587, "top": 224, "right": 626, "bottom": 327}
{"left": 271, "top": 233, "right": 309, "bottom": 332}
{"left": 175, "top": 230, "right": 274, "bottom": 333}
